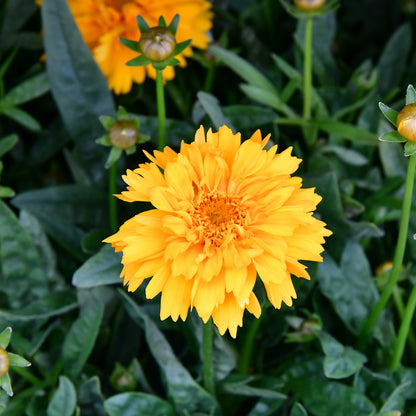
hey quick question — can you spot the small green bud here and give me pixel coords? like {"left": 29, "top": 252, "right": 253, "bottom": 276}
{"left": 139, "top": 27, "right": 176, "bottom": 62}
{"left": 294, "top": 0, "right": 326, "bottom": 10}
{"left": 109, "top": 120, "right": 139, "bottom": 149}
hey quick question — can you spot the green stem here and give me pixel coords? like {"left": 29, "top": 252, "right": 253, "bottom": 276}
{"left": 238, "top": 315, "right": 262, "bottom": 374}
{"left": 202, "top": 319, "right": 215, "bottom": 395}
{"left": 156, "top": 69, "right": 166, "bottom": 151}
{"left": 357, "top": 153, "right": 416, "bottom": 350}
{"left": 391, "top": 281, "right": 416, "bottom": 369}
{"left": 303, "top": 17, "right": 313, "bottom": 122}
{"left": 109, "top": 162, "right": 118, "bottom": 233}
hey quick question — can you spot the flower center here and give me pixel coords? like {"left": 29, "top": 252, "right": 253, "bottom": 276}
{"left": 190, "top": 191, "right": 247, "bottom": 247}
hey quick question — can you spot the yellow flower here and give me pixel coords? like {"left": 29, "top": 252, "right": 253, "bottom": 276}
{"left": 397, "top": 103, "right": 416, "bottom": 143}
{"left": 66, "top": 0, "right": 213, "bottom": 94}
{"left": 104, "top": 126, "right": 331, "bottom": 337}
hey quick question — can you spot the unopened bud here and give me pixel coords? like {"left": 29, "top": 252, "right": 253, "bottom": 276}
{"left": 0, "top": 348, "right": 9, "bottom": 377}
{"left": 139, "top": 27, "right": 176, "bottom": 62}
{"left": 294, "top": 0, "right": 326, "bottom": 10}
{"left": 109, "top": 120, "right": 138, "bottom": 149}
{"left": 397, "top": 103, "right": 416, "bottom": 143}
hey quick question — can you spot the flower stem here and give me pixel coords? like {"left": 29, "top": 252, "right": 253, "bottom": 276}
{"left": 202, "top": 319, "right": 215, "bottom": 395}
{"left": 156, "top": 69, "right": 166, "bottom": 151}
{"left": 391, "top": 281, "right": 416, "bottom": 369}
{"left": 238, "top": 315, "right": 262, "bottom": 374}
{"left": 109, "top": 162, "right": 118, "bottom": 233}
{"left": 357, "top": 153, "right": 416, "bottom": 350}
{"left": 303, "top": 17, "right": 313, "bottom": 122}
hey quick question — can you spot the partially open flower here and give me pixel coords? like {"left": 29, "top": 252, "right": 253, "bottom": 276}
{"left": 294, "top": 0, "right": 326, "bottom": 10}
{"left": 110, "top": 120, "right": 139, "bottom": 150}
{"left": 397, "top": 103, "right": 416, "bottom": 143}
{"left": 139, "top": 27, "right": 176, "bottom": 62}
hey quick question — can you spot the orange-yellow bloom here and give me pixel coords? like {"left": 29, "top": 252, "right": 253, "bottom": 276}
{"left": 66, "top": 0, "right": 213, "bottom": 94}
{"left": 104, "top": 126, "right": 332, "bottom": 337}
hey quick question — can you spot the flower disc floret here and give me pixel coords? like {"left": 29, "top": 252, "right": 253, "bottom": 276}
{"left": 104, "top": 126, "right": 331, "bottom": 337}
{"left": 397, "top": 103, "right": 416, "bottom": 143}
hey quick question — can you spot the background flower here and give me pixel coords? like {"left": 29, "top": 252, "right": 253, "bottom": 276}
{"left": 105, "top": 126, "right": 331, "bottom": 337}
{"left": 66, "top": 0, "right": 213, "bottom": 94}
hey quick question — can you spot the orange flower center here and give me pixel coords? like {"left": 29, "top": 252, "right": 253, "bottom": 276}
{"left": 190, "top": 191, "right": 247, "bottom": 247}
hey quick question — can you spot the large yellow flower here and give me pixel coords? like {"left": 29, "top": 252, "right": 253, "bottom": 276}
{"left": 105, "top": 126, "right": 332, "bottom": 337}
{"left": 66, "top": 0, "right": 213, "bottom": 94}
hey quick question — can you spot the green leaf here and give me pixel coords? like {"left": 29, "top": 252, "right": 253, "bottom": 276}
{"left": 377, "top": 23, "right": 411, "bottom": 96}
{"left": 321, "top": 145, "right": 368, "bottom": 166}
{"left": 41, "top": 0, "right": 115, "bottom": 143}
{"left": 118, "top": 37, "right": 141, "bottom": 53}
{"left": 379, "top": 102, "right": 398, "bottom": 127}
{"left": 119, "top": 290, "right": 220, "bottom": 416}
{"left": 290, "top": 380, "right": 375, "bottom": 416}
{"left": 379, "top": 131, "right": 405, "bottom": 143}
{"left": 247, "top": 398, "right": 285, "bottom": 416}
{"left": 197, "top": 92, "right": 235, "bottom": 131}
{"left": 0, "top": 187, "right": 14, "bottom": 199}
{"left": 404, "top": 141, "right": 416, "bottom": 156}
{"left": 104, "top": 392, "right": 175, "bottom": 416}
{"left": 72, "top": 245, "right": 122, "bottom": 288}
{"left": 406, "top": 84, "right": 416, "bottom": 105}
{"left": 240, "top": 84, "right": 297, "bottom": 118}
{"left": 8, "top": 353, "right": 30, "bottom": 368}
{"left": 47, "top": 376, "right": 76, "bottom": 416}
{"left": 209, "top": 45, "right": 276, "bottom": 92}
{"left": 290, "top": 403, "right": 308, "bottom": 416}
{"left": 3, "top": 72, "right": 49, "bottom": 106}
{"left": 316, "top": 240, "right": 379, "bottom": 334}
{"left": 223, "top": 105, "right": 277, "bottom": 130}
{"left": 78, "top": 377, "right": 106, "bottom": 416}
{"left": 318, "top": 332, "right": 367, "bottom": 379}
{"left": 0, "top": 329, "right": 11, "bottom": 350}
{"left": 62, "top": 303, "right": 104, "bottom": 376}
{"left": 0, "top": 135, "right": 18, "bottom": 158}
{"left": 313, "top": 119, "right": 378, "bottom": 145}
{"left": 379, "top": 381, "right": 410, "bottom": 412}
{"left": 0, "top": 105, "right": 41, "bottom": 131}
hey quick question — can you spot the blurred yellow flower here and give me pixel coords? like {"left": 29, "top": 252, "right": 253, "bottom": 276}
{"left": 64, "top": 0, "right": 213, "bottom": 94}
{"left": 105, "top": 126, "right": 331, "bottom": 337}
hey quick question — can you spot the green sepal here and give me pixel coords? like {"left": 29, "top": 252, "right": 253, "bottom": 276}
{"left": 279, "top": 0, "right": 339, "bottom": 19}
{"left": 96, "top": 135, "right": 111, "bottom": 147}
{"left": 172, "top": 39, "right": 192, "bottom": 56}
{"left": 406, "top": 84, "right": 416, "bottom": 105}
{"left": 0, "top": 186, "right": 15, "bottom": 199}
{"left": 379, "top": 131, "right": 406, "bottom": 143}
{"left": 118, "top": 37, "right": 141, "bottom": 53}
{"left": 125, "top": 145, "right": 137, "bottom": 156}
{"left": 0, "top": 328, "right": 11, "bottom": 350}
{"left": 379, "top": 102, "right": 398, "bottom": 127}
{"left": 117, "top": 106, "right": 130, "bottom": 120}
{"left": 0, "top": 374, "right": 12, "bottom": 397}
{"left": 138, "top": 133, "right": 150, "bottom": 144}
{"left": 136, "top": 15, "right": 150, "bottom": 33}
{"left": 8, "top": 353, "right": 30, "bottom": 368}
{"left": 404, "top": 141, "right": 416, "bottom": 156}
{"left": 99, "top": 115, "right": 116, "bottom": 130}
{"left": 0, "top": 135, "right": 18, "bottom": 158}
{"left": 158, "top": 16, "right": 167, "bottom": 27}
{"left": 168, "top": 14, "right": 180, "bottom": 36}
{"left": 126, "top": 55, "right": 152, "bottom": 67}
{"left": 105, "top": 147, "right": 123, "bottom": 169}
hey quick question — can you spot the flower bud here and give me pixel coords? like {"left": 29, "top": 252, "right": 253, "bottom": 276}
{"left": 109, "top": 120, "right": 138, "bottom": 149}
{"left": 294, "top": 0, "right": 326, "bottom": 10}
{"left": 139, "top": 27, "right": 176, "bottom": 62}
{"left": 397, "top": 103, "right": 416, "bottom": 143}
{"left": 0, "top": 348, "right": 9, "bottom": 377}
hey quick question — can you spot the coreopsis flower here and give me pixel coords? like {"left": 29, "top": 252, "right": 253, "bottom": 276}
{"left": 65, "top": 0, "right": 213, "bottom": 94}
{"left": 104, "top": 126, "right": 331, "bottom": 337}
